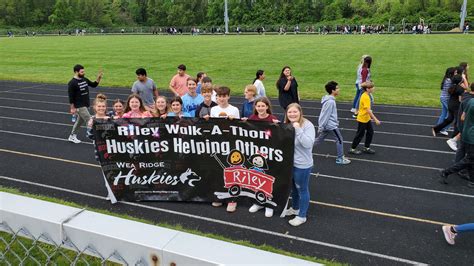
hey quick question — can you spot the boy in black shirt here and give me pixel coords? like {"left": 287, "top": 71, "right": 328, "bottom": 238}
{"left": 68, "top": 64, "right": 103, "bottom": 143}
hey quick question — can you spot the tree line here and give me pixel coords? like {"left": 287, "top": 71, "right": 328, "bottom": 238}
{"left": 0, "top": 0, "right": 471, "bottom": 29}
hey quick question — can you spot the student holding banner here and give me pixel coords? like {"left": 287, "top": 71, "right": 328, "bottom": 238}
{"left": 86, "top": 93, "right": 117, "bottom": 204}
{"left": 210, "top": 86, "right": 240, "bottom": 212}
{"left": 122, "top": 94, "right": 153, "bottom": 118}
{"left": 284, "top": 103, "right": 315, "bottom": 226}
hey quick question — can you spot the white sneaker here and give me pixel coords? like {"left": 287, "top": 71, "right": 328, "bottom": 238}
{"left": 439, "top": 131, "right": 449, "bottom": 136}
{"left": 265, "top": 208, "right": 273, "bottom": 217}
{"left": 289, "top": 216, "right": 307, "bottom": 226}
{"left": 350, "top": 108, "right": 356, "bottom": 113}
{"left": 442, "top": 225, "right": 456, "bottom": 245}
{"left": 226, "top": 202, "right": 237, "bottom": 213}
{"left": 68, "top": 134, "right": 81, "bottom": 144}
{"left": 446, "top": 138, "right": 457, "bottom": 151}
{"left": 249, "top": 204, "right": 264, "bottom": 213}
{"left": 284, "top": 207, "right": 299, "bottom": 217}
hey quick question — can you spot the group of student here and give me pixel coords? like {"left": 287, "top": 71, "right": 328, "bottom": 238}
{"left": 431, "top": 62, "right": 473, "bottom": 188}
{"left": 65, "top": 60, "right": 387, "bottom": 227}
{"left": 430, "top": 62, "right": 474, "bottom": 245}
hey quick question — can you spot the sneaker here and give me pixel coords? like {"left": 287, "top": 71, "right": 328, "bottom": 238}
{"left": 284, "top": 207, "right": 299, "bottom": 217}
{"left": 442, "top": 225, "right": 456, "bottom": 245}
{"left": 348, "top": 148, "right": 362, "bottom": 155}
{"left": 439, "top": 130, "right": 449, "bottom": 136}
{"left": 446, "top": 138, "right": 457, "bottom": 151}
{"left": 352, "top": 114, "right": 358, "bottom": 119}
{"left": 249, "top": 204, "right": 263, "bottom": 213}
{"left": 289, "top": 216, "right": 307, "bottom": 226}
{"left": 226, "top": 202, "right": 237, "bottom": 213}
{"left": 211, "top": 201, "right": 223, "bottom": 207}
{"left": 68, "top": 134, "right": 81, "bottom": 144}
{"left": 265, "top": 208, "right": 274, "bottom": 217}
{"left": 362, "top": 147, "right": 376, "bottom": 154}
{"left": 431, "top": 128, "right": 437, "bottom": 137}
{"left": 336, "top": 157, "right": 351, "bottom": 165}
{"left": 439, "top": 170, "right": 448, "bottom": 184}
{"left": 350, "top": 108, "right": 356, "bottom": 113}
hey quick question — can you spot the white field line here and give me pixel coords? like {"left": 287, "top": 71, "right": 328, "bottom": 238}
{"left": 0, "top": 175, "right": 428, "bottom": 265}
{"left": 1, "top": 130, "right": 469, "bottom": 199}
{"left": 2, "top": 90, "right": 439, "bottom": 121}
{"left": 0, "top": 111, "right": 453, "bottom": 154}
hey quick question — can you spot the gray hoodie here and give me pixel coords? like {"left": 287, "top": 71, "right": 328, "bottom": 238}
{"left": 318, "top": 95, "right": 339, "bottom": 131}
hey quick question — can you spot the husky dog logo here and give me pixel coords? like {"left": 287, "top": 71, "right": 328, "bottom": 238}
{"left": 179, "top": 168, "right": 201, "bottom": 187}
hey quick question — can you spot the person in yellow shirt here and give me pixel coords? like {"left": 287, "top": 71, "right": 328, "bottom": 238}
{"left": 349, "top": 81, "right": 381, "bottom": 154}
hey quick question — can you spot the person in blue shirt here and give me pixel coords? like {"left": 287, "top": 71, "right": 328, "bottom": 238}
{"left": 167, "top": 96, "right": 191, "bottom": 118}
{"left": 241, "top": 85, "right": 256, "bottom": 118}
{"left": 182, "top": 78, "right": 204, "bottom": 117}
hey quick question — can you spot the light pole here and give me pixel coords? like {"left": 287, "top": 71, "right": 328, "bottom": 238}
{"left": 460, "top": 0, "right": 468, "bottom": 31}
{"left": 224, "top": 0, "right": 229, "bottom": 34}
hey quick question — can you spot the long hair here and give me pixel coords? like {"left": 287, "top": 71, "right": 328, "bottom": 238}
{"left": 124, "top": 94, "right": 147, "bottom": 113}
{"left": 459, "top": 62, "right": 469, "bottom": 82}
{"left": 253, "top": 97, "right": 273, "bottom": 116}
{"left": 363, "top": 56, "right": 372, "bottom": 69}
{"left": 284, "top": 103, "right": 306, "bottom": 125}
{"left": 153, "top": 96, "right": 169, "bottom": 117}
{"left": 253, "top": 70, "right": 264, "bottom": 84}
{"left": 276, "top": 66, "right": 291, "bottom": 87}
{"left": 448, "top": 75, "right": 463, "bottom": 95}
{"left": 441, "top": 67, "right": 456, "bottom": 90}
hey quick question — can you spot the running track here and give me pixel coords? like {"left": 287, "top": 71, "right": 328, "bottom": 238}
{"left": 0, "top": 80, "right": 473, "bottom": 265}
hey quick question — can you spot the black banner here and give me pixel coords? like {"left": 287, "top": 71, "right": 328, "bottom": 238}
{"left": 93, "top": 117, "right": 294, "bottom": 212}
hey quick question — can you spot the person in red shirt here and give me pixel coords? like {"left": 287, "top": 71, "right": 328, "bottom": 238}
{"left": 248, "top": 97, "right": 279, "bottom": 123}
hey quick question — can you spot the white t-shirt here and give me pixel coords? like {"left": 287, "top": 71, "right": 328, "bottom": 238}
{"left": 210, "top": 105, "right": 240, "bottom": 118}
{"left": 253, "top": 79, "right": 266, "bottom": 99}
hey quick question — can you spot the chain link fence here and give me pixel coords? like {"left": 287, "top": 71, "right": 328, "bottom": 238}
{"left": 0, "top": 221, "right": 132, "bottom": 265}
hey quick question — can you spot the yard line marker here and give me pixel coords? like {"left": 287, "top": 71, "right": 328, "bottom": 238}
{"left": 0, "top": 174, "right": 429, "bottom": 265}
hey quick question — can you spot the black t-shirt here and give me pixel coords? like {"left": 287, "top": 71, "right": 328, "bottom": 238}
{"left": 195, "top": 101, "right": 217, "bottom": 118}
{"left": 277, "top": 77, "right": 299, "bottom": 109}
{"left": 68, "top": 77, "right": 99, "bottom": 108}
{"left": 448, "top": 85, "right": 464, "bottom": 111}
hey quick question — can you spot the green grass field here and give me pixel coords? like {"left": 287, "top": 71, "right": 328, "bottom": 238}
{"left": 0, "top": 34, "right": 472, "bottom": 107}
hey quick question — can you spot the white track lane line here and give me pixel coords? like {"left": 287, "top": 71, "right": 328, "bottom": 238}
{"left": 0, "top": 175, "right": 428, "bottom": 265}
{"left": 0, "top": 107, "right": 453, "bottom": 154}
{"left": 0, "top": 96, "right": 443, "bottom": 139}
{"left": 1, "top": 90, "right": 440, "bottom": 121}
{"left": 1, "top": 129, "right": 471, "bottom": 199}
{"left": 14, "top": 85, "right": 440, "bottom": 111}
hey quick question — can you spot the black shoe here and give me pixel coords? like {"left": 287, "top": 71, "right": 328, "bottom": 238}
{"left": 349, "top": 148, "right": 362, "bottom": 155}
{"left": 439, "top": 170, "right": 448, "bottom": 184}
{"left": 363, "top": 147, "right": 376, "bottom": 154}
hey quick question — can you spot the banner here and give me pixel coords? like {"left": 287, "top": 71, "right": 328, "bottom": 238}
{"left": 93, "top": 117, "right": 295, "bottom": 212}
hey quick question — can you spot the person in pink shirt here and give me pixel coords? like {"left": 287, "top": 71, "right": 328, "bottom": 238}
{"left": 169, "top": 64, "right": 191, "bottom": 96}
{"left": 122, "top": 94, "right": 153, "bottom": 118}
